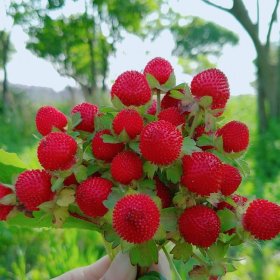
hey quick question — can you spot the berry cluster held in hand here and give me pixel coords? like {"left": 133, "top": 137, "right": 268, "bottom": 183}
{"left": 1, "top": 57, "right": 279, "bottom": 279}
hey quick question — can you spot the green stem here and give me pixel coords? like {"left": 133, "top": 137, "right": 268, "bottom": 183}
{"left": 189, "top": 110, "right": 201, "bottom": 138}
{"left": 162, "top": 245, "right": 183, "bottom": 280}
{"left": 156, "top": 91, "right": 161, "bottom": 115}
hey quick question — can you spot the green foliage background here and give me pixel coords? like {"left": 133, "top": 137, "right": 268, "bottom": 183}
{"left": 0, "top": 94, "right": 279, "bottom": 279}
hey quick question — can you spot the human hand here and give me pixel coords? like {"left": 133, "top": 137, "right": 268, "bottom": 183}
{"left": 52, "top": 251, "right": 171, "bottom": 280}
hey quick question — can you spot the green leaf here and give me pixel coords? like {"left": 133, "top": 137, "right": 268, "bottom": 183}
{"left": 165, "top": 162, "right": 182, "bottom": 184}
{"left": 129, "top": 142, "right": 140, "bottom": 153}
{"left": 74, "top": 165, "right": 88, "bottom": 183}
{"left": 171, "top": 241, "right": 192, "bottom": 262}
{"left": 87, "top": 163, "right": 100, "bottom": 176}
{"left": 225, "top": 263, "right": 237, "bottom": 273}
{"left": 169, "top": 89, "right": 185, "bottom": 100}
{"left": 146, "top": 73, "right": 160, "bottom": 89}
{"left": 161, "top": 207, "right": 178, "bottom": 232}
{"left": 100, "top": 107, "right": 118, "bottom": 113}
{"left": 138, "top": 271, "right": 167, "bottom": 280}
{"left": 217, "top": 209, "right": 237, "bottom": 232}
{"left": 103, "top": 188, "right": 123, "bottom": 209}
{"left": 174, "top": 83, "right": 187, "bottom": 91}
{"left": 95, "top": 113, "right": 114, "bottom": 131}
{"left": 235, "top": 158, "right": 250, "bottom": 177}
{"left": 63, "top": 215, "right": 100, "bottom": 231}
{"left": 182, "top": 137, "right": 201, "bottom": 155}
{"left": 143, "top": 161, "right": 158, "bottom": 179}
{"left": 196, "top": 134, "right": 214, "bottom": 147}
{"left": 103, "top": 224, "right": 121, "bottom": 248}
{"left": 111, "top": 95, "right": 125, "bottom": 110}
{"left": 209, "top": 263, "right": 226, "bottom": 277}
{"left": 0, "top": 149, "right": 28, "bottom": 169}
{"left": 154, "top": 225, "right": 166, "bottom": 241}
{"left": 129, "top": 240, "right": 158, "bottom": 267}
{"left": 208, "top": 241, "right": 229, "bottom": 261}
{"left": 51, "top": 177, "right": 65, "bottom": 191}
{"left": 138, "top": 179, "right": 155, "bottom": 190}
{"left": 102, "top": 134, "right": 121, "bottom": 144}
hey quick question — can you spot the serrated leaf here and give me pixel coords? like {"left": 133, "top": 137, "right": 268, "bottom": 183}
{"left": 129, "top": 240, "right": 158, "bottom": 267}
{"left": 102, "top": 134, "right": 121, "bottom": 144}
{"left": 217, "top": 209, "right": 237, "bottom": 232}
{"left": 143, "top": 161, "right": 158, "bottom": 179}
{"left": 138, "top": 271, "right": 167, "bottom": 280}
{"left": 169, "top": 90, "right": 185, "bottom": 100}
{"left": 51, "top": 177, "right": 65, "bottom": 191}
{"left": 118, "top": 129, "right": 130, "bottom": 142}
{"left": 199, "top": 96, "right": 213, "bottom": 108}
{"left": 103, "top": 188, "right": 123, "bottom": 209}
{"left": 146, "top": 73, "right": 160, "bottom": 89}
{"left": 95, "top": 113, "right": 114, "bottom": 131}
{"left": 74, "top": 165, "right": 88, "bottom": 183}
{"left": 129, "top": 142, "right": 140, "bottom": 153}
{"left": 161, "top": 207, "right": 178, "bottom": 232}
{"left": 208, "top": 241, "right": 229, "bottom": 260}
{"left": 171, "top": 241, "right": 192, "bottom": 262}
{"left": 111, "top": 95, "right": 125, "bottom": 110}
{"left": 182, "top": 137, "right": 201, "bottom": 155}
{"left": 56, "top": 189, "right": 75, "bottom": 207}
{"left": 165, "top": 162, "right": 182, "bottom": 184}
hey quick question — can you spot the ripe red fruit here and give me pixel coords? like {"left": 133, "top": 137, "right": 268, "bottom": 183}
{"left": 181, "top": 152, "right": 222, "bottom": 196}
{"left": 0, "top": 184, "right": 13, "bottom": 220}
{"left": 147, "top": 100, "right": 157, "bottom": 115}
{"left": 140, "top": 120, "right": 183, "bottom": 165}
{"left": 220, "top": 164, "right": 242, "bottom": 196}
{"left": 243, "top": 199, "right": 280, "bottom": 240}
{"left": 92, "top": 130, "right": 125, "bottom": 162}
{"left": 190, "top": 69, "right": 230, "bottom": 111}
{"left": 15, "top": 170, "right": 53, "bottom": 211}
{"left": 216, "top": 121, "right": 249, "bottom": 153}
{"left": 155, "top": 178, "right": 172, "bottom": 208}
{"left": 64, "top": 174, "right": 78, "bottom": 186}
{"left": 37, "top": 132, "right": 77, "bottom": 171}
{"left": 113, "top": 194, "right": 160, "bottom": 243}
{"left": 144, "top": 57, "right": 173, "bottom": 85}
{"left": 71, "top": 102, "right": 98, "bottom": 132}
{"left": 111, "top": 71, "right": 151, "bottom": 106}
{"left": 111, "top": 151, "right": 143, "bottom": 185}
{"left": 161, "top": 90, "right": 183, "bottom": 110}
{"left": 76, "top": 177, "right": 112, "bottom": 218}
{"left": 36, "top": 106, "right": 67, "bottom": 136}
{"left": 158, "top": 107, "right": 185, "bottom": 127}
{"left": 179, "top": 205, "right": 220, "bottom": 247}
{"left": 113, "top": 109, "right": 144, "bottom": 139}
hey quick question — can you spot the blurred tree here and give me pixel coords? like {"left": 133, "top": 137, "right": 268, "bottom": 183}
{"left": 0, "top": 31, "right": 15, "bottom": 113}
{"left": 201, "top": 0, "right": 280, "bottom": 134}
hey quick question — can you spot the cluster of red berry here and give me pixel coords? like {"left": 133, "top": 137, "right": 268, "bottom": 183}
{"left": 1, "top": 57, "right": 279, "bottom": 279}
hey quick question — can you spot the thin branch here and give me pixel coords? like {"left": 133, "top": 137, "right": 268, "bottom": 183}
{"left": 266, "top": 0, "right": 280, "bottom": 48}
{"left": 201, "top": 0, "right": 232, "bottom": 12}
{"left": 256, "top": 0, "right": 260, "bottom": 35}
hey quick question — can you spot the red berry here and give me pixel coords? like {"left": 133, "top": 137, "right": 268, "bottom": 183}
{"left": 179, "top": 205, "right": 220, "bottom": 247}
{"left": 92, "top": 130, "right": 124, "bottom": 162}
{"left": 36, "top": 106, "right": 67, "bottom": 136}
{"left": 111, "top": 71, "right": 151, "bottom": 106}
{"left": 37, "top": 132, "right": 77, "bottom": 171}
{"left": 0, "top": 184, "right": 13, "bottom": 220}
{"left": 155, "top": 178, "right": 172, "bottom": 208}
{"left": 144, "top": 57, "right": 173, "bottom": 85}
{"left": 220, "top": 164, "right": 242, "bottom": 196}
{"left": 71, "top": 102, "right": 98, "bottom": 132}
{"left": 147, "top": 100, "right": 157, "bottom": 115}
{"left": 243, "top": 199, "right": 280, "bottom": 240}
{"left": 191, "top": 69, "right": 230, "bottom": 111}
{"left": 216, "top": 121, "right": 249, "bottom": 153}
{"left": 181, "top": 152, "right": 222, "bottom": 196}
{"left": 113, "top": 194, "right": 160, "bottom": 243}
{"left": 111, "top": 151, "right": 143, "bottom": 185}
{"left": 140, "top": 120, "right": 183, "bottom": 165}
{"left": 113, "top": 109, "right": 144, "bottom": 139}
{"left": 76, "top": 177, "right": 112, "bottom": 218}
{"left": 15, "top": 170, "right": 53, "bottom": 211}
{"left": 161, "top": 90, "right": 184, "bottom": 110}
{"left": 64, "top": 174, "right": 78, "bottom": 186}
{"left": 158, "top": 107, "right": 185, "bottom": 127}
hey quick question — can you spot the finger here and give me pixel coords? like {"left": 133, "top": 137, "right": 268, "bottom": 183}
{"left": 52, "top": 255, "right": 111, "bottom": 280}
{"left": 100, "top": 252, "right": 137, "bottom": 280}
{"left": 149, "top": 250, "right": 171, "bottom": 280}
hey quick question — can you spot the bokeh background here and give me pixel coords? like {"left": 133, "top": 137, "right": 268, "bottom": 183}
{"left": 0, "top": 0, "right": 280, "bottom": 279}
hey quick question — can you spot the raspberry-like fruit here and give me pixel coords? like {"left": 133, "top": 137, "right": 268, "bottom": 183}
{"left": 158, "top": 107, "right": 185, "bottom": 127}
{"left": 181, "top": 152, "right": 222, "bottom": 196}
{"left": 155, "top": 178, "right": 172, "bottom": 208}
{"left": 243, "top": 199, "right": 280, "bottom": 240}
{"left": 140, "top": 120, "right": 183, "bottom": 165}
{"left": 113, "top": 109, "right": 144, "bottom": 139}
{"left": 15, "top": 170, "right": 53, "bottom": 211}
{"left": 36, "top": 106, "right": 67, "bottom": 136}
{"left": 216, "top": 121, "right": 249, "bottom": 153}
{"left": 0, "top": 184, "right": 13, "bottom": 220}
{"left": 111, "top": 151, "right": 143, "bottom": 185}
{"left": 71, "top": 102, "right": 98, "bottom": 132}
{"left": 220, "top": 164, "right": 242, "bottom": 196}
{"left": 37, "top": 132, "right": 77, "bottom": 171}
{"left": 144, "top": 57, "right": 173, "bottom": 85}
{"left": 76, "top": 177, "right": 113, "bottom": 218}
{"left": 147, "top": 100, "right": 157, "bottom": 115}
{"left": 190, "top": 69, "right": 230, "bottom": 111}
{"left": 92, "top": 130, "right": 124, "bottom": 162}
{"left": 111, "top": 71, "right": 151, "bottom": 106}
{"left": 64, "top": 174, "right": 78, "bottom": 186}
{"left": 179, "top": 205, "right": 220, "bottom": 247}
{"left": 113, "top": 194, "right": 160, "bottom": 243}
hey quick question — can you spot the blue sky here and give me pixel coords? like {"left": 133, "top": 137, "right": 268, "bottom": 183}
{"left": 0, "top": 0, "right": 279, "bottom": 95}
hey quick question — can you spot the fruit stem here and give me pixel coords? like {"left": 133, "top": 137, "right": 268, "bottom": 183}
{"left": 189, "top": 110, "right": 201, "bottom": 138}
{"left": 156, "top": 91, "right": 161, "bottom": 115}
{"left": 162, "top": 244, "right": 183, "bottom": 280}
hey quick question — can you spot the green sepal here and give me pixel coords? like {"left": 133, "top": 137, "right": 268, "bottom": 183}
{"left": 199, "top": 96, "right": 213, "bottom": 108}
{"left": 217, "top": 208, "right": 237, "bottom": 232}
{"left": 102, "top": 134, "right": 122, "bottom": 144}
{"left": 165, "top": 162, "right": 182, "bottom": 184}
{"left": 182, "top": 137, "right": 201, "bottom": 155}
{"left": 162, "top": 71, "right": 176, "bottom": 90}
{"left": 161, "top": 207, "right": 178, "bottom": 232}
{"left": 146, "top": 73, "right": 161, "bottom": 89}
{"left": 129, "top": 141, "right": 140, "bottom": 154}
{"left": 143, "top": 161, "right": 158, "bottom": 179}
{"left": 95, "top": 113, "right": 114, "bottom": 131}
{"left": 207, "top": 241, "right": 229, "bottom": 261}
{"left": 70, "top": 112, "right": 82, "bottom": 130}
{"left": 111, "top": 95, "right": 125, "bottom": 110}
{"left": 51, "top": 176, "right": 65, "bottom": 191}
{"left": 103, "top": 188, "right": 123, "bottom": 209}
{"left": 74, "top": 165, "right": 88, "bottom": 183}
{"left": 169, "top": 89, "right": 185, "bottom": 100}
